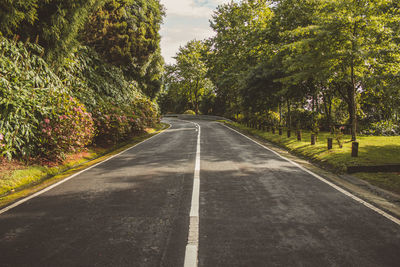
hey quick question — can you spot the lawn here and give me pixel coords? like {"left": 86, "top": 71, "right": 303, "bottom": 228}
{"left": 224, "top": 121, "right": 400, "bottom": 194}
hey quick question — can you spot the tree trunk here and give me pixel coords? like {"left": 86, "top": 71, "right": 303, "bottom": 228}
{"left": 193, "top": 79, "right": 200, "bottom": 115}
{"left": 349, "top": 59, "right": 357, "bottom": 141}
{"left": 347, "top": 83, "right": 357, "bottom": 141}
{"left": 322, "top": 91, "right": 333, "bottom": 132}
{"left": 287, "top": 98, "right": 291, "bottom": 129}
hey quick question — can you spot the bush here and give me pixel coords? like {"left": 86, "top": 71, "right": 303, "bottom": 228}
{"left": 93, "top": 104, "right": 137, "bottom": 145}
{"left": 234, "top": 113, "right": 245, "bottom": 123}
{"left": 37, "top": 94, "right": 94, "bottom": 161}
{"left": 131, "top": 96, "right": 160, "bottom": 127}
{"left": 250, "top": 111, "right": 279, "bottom": 126}
{"left": 183, "top": 110, "right": 196, "bottom": 115}
{"left": 60, "top": 46, "right": 160, "bottom": 145}
{"left": 0, "top": 37, "right": 161, "bottom": 161}
{"left": 0, "top": 37, "right": 62, "bottom": 159}
{"left": 0, "top": 37, "right": 95, "bottom": 161}
{"left": 362, "top": 120, "right": 400, "bottom": 136}
{"left": 93, "top": 96, "right": 159, "bottom": 145}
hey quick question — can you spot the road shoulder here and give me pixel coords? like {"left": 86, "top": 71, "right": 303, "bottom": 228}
{"left": 220, "top": 122, "right": 400, "bottom": 220}
{"left": 0, "top": 124, "right": 170, "bottom": 209}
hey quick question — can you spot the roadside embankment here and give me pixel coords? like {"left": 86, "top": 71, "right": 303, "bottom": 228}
{"left": 0, "top": 123, "right": 169, "bottom": 207}
{"left": 222, "top": 121, "right": 400, "bottom": 196}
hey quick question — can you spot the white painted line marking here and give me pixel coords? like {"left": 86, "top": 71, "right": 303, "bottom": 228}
{"left": 221, "top": 123, "right": 400, "bottom": 226}
{"left": 184, "top": 121, "right": 201, "bottom": 267}
{"left": 0, "top": 125, "right": 171, "bottom": 215}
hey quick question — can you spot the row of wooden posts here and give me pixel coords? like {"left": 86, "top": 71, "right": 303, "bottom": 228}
{"left": 245, "top": 122, "right": 359, "bottom": 157}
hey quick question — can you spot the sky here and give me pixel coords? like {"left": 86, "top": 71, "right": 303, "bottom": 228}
{"left": 160, "top": 0, "right": 230, "bottom": 65}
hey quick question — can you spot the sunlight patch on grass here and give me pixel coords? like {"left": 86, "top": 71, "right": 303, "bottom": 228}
{"left": 225, "top": 121, "right": 400, "bottom": 173}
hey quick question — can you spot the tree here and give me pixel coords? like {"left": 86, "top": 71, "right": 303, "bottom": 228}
{"left": 278, "top": 0, "right": 400, "bottom": 140}
{"left": 163, "top": 40, "right": 214, "bottom": 115}
{"left": 11, "top": 0, "right": 104, "bottom": 65}
{"left": 81, "top": 0, "right": 165, "bottom": 96}
{"left": 0, "top": 0, "right": 38, "bottom": 36}
{"left": 206, "top": 0, "right": 273, "bottom": 117}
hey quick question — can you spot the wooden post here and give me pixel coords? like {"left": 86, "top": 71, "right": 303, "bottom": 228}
{"left": 311, "top": 134, "right": 316, "bottom": 145}
{"left": 279, "top": 128, "right": 283, "bottom": 135}
{"left": 287, "top": 129, "right": 291, "bottom": 138}
{"left": 352, "top": 142, "right": 359, "bottom": 157}
{"left": 272, "top": 127, "right": 275, "bottom": 134}
{"left": 297, "top": 130, "right": 302, "bottom": 141}
{"left": 327, "top": 138, "right": 333, "bottom": 150}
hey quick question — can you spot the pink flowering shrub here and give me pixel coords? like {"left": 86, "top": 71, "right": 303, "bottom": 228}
{"left": 93, "top": 104, "right": 140, "bottom": 145}
{"left": 92, "top": 97, "right": 159, "bottom": 145}
{"left": 132, "top": 97, "right": 160, "bottom": 127}
{"left": 38, "top": 94, "right": 94, "bottom": 161}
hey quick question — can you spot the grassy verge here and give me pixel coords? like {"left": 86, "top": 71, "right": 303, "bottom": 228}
{"left": 0, "top": 123, "right": 169, "bottom": 207}
{"left": 223, "top": 121, "right": 400, "bottom": 194}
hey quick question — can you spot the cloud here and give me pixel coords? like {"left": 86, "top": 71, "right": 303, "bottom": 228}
{"left": 160, "top": 15, "right": 214, "bottom": 64}
{"left": 160, "top": 0, "right": 231, "bottom": 64}
{"left": 161, "top": 0, "right": 214, "bottom": 18}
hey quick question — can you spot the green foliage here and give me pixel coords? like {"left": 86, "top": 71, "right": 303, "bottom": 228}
{"left": 11, "top": 0, "right": 104, "bottom": 65}
{"left": 93, "top": 96, "right": 159, "bottom": 145}
{"left": 0, "top": 35, "right": 160, "bottom": 161}
{"left": 0, "top": 0, "right": 164, "bottom": 163}
{"left": 204, "top": 0, "right": 400, "bottom": 137}
{"left": 162, "top": 40, "right": 214, "bottom": 115}
{"left": 37, "top": 95, "right": 94, "bottom": 162}
{"left": 362, "top": 121, "right": 400, "bottom": 136}
{"left": 60, "top": 46, "right": 132, "bottom": 111}
{"left": 206, "top": 0, "right": 273, "bottom": 117}
{"left": 81, "top": 0, "right": 165, "bottom": 97}
{"left": 0, "top": 0, "right": 38, "bottom": 36}
{"left": 0, "top": 37, "right": 93, "bottom": 160}
{"left": 59, "top": 46, "right": 160, "bottom": 145}
{"left": 333, "top": 127, "right": 344, "bottom": 148}
{"left": 183, "top": 110, "right": 196, "bottom": 115}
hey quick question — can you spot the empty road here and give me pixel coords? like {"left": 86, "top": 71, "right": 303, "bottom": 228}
{"left": 0, "top": 118, "right": 399, "bottom": 266}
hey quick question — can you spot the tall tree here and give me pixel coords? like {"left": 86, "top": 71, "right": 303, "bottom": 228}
{"left": 164, "top": 40, "right": 214, "bottom": 115}
{"left": 206, "top": 0, "right": 273, "bottom": 117}
{"left": 81, "top": 0, "right": 165, "bottom": 97}
{"left": 11, "top": 0, "right": 104, "bottom": 65}
{"left": 0, "top": 0, "right": 38, "bottom": 36}
{"left": 282, "top": 0, "right": 400, "bottom": 140}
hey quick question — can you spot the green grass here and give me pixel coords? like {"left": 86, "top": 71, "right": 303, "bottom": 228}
{"left": 224, "top": 121, "right": 400, "bottom": 194}
{"left": 0, "top": 123, "right": 168, "bottom": 202}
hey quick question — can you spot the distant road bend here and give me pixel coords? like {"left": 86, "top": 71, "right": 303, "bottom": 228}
{"left": 0, "top": 118, "right": 399, "bottom": 266}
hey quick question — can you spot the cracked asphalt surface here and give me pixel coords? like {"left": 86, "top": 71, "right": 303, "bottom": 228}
{"left": 0, "top": 119, "right": 399, "bottom": 266}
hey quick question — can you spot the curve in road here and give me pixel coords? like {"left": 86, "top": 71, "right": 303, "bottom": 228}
{"left": 0, "top": 118, "right": 399, "bottom": 267}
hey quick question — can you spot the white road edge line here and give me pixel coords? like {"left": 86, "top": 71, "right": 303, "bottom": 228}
{"left": 221, "top": 123, "right": 400, "bottom": 227}
{"left": 184, "top": 121, "right": 201, "bottom": 267}
{"left": 0, "top": 124, "right": 171, "bottom": 216}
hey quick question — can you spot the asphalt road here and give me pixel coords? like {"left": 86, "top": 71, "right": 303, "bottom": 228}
{"left": 0, "top": 119, "right": 399, "bottom": 267}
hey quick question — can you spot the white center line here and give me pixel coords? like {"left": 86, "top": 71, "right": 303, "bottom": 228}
{"left": 184, "top": 122, "right": 201, "bottom": 267}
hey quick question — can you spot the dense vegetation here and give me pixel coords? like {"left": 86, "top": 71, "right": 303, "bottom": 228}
{"left": 0, "top": 0, "right": 164, "bottom": 161}
{"left": 159, "top": 40, "right": 214, "bottom": 115}
{"left": 160, "top": 0, "right": 400, "bottom": 140}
